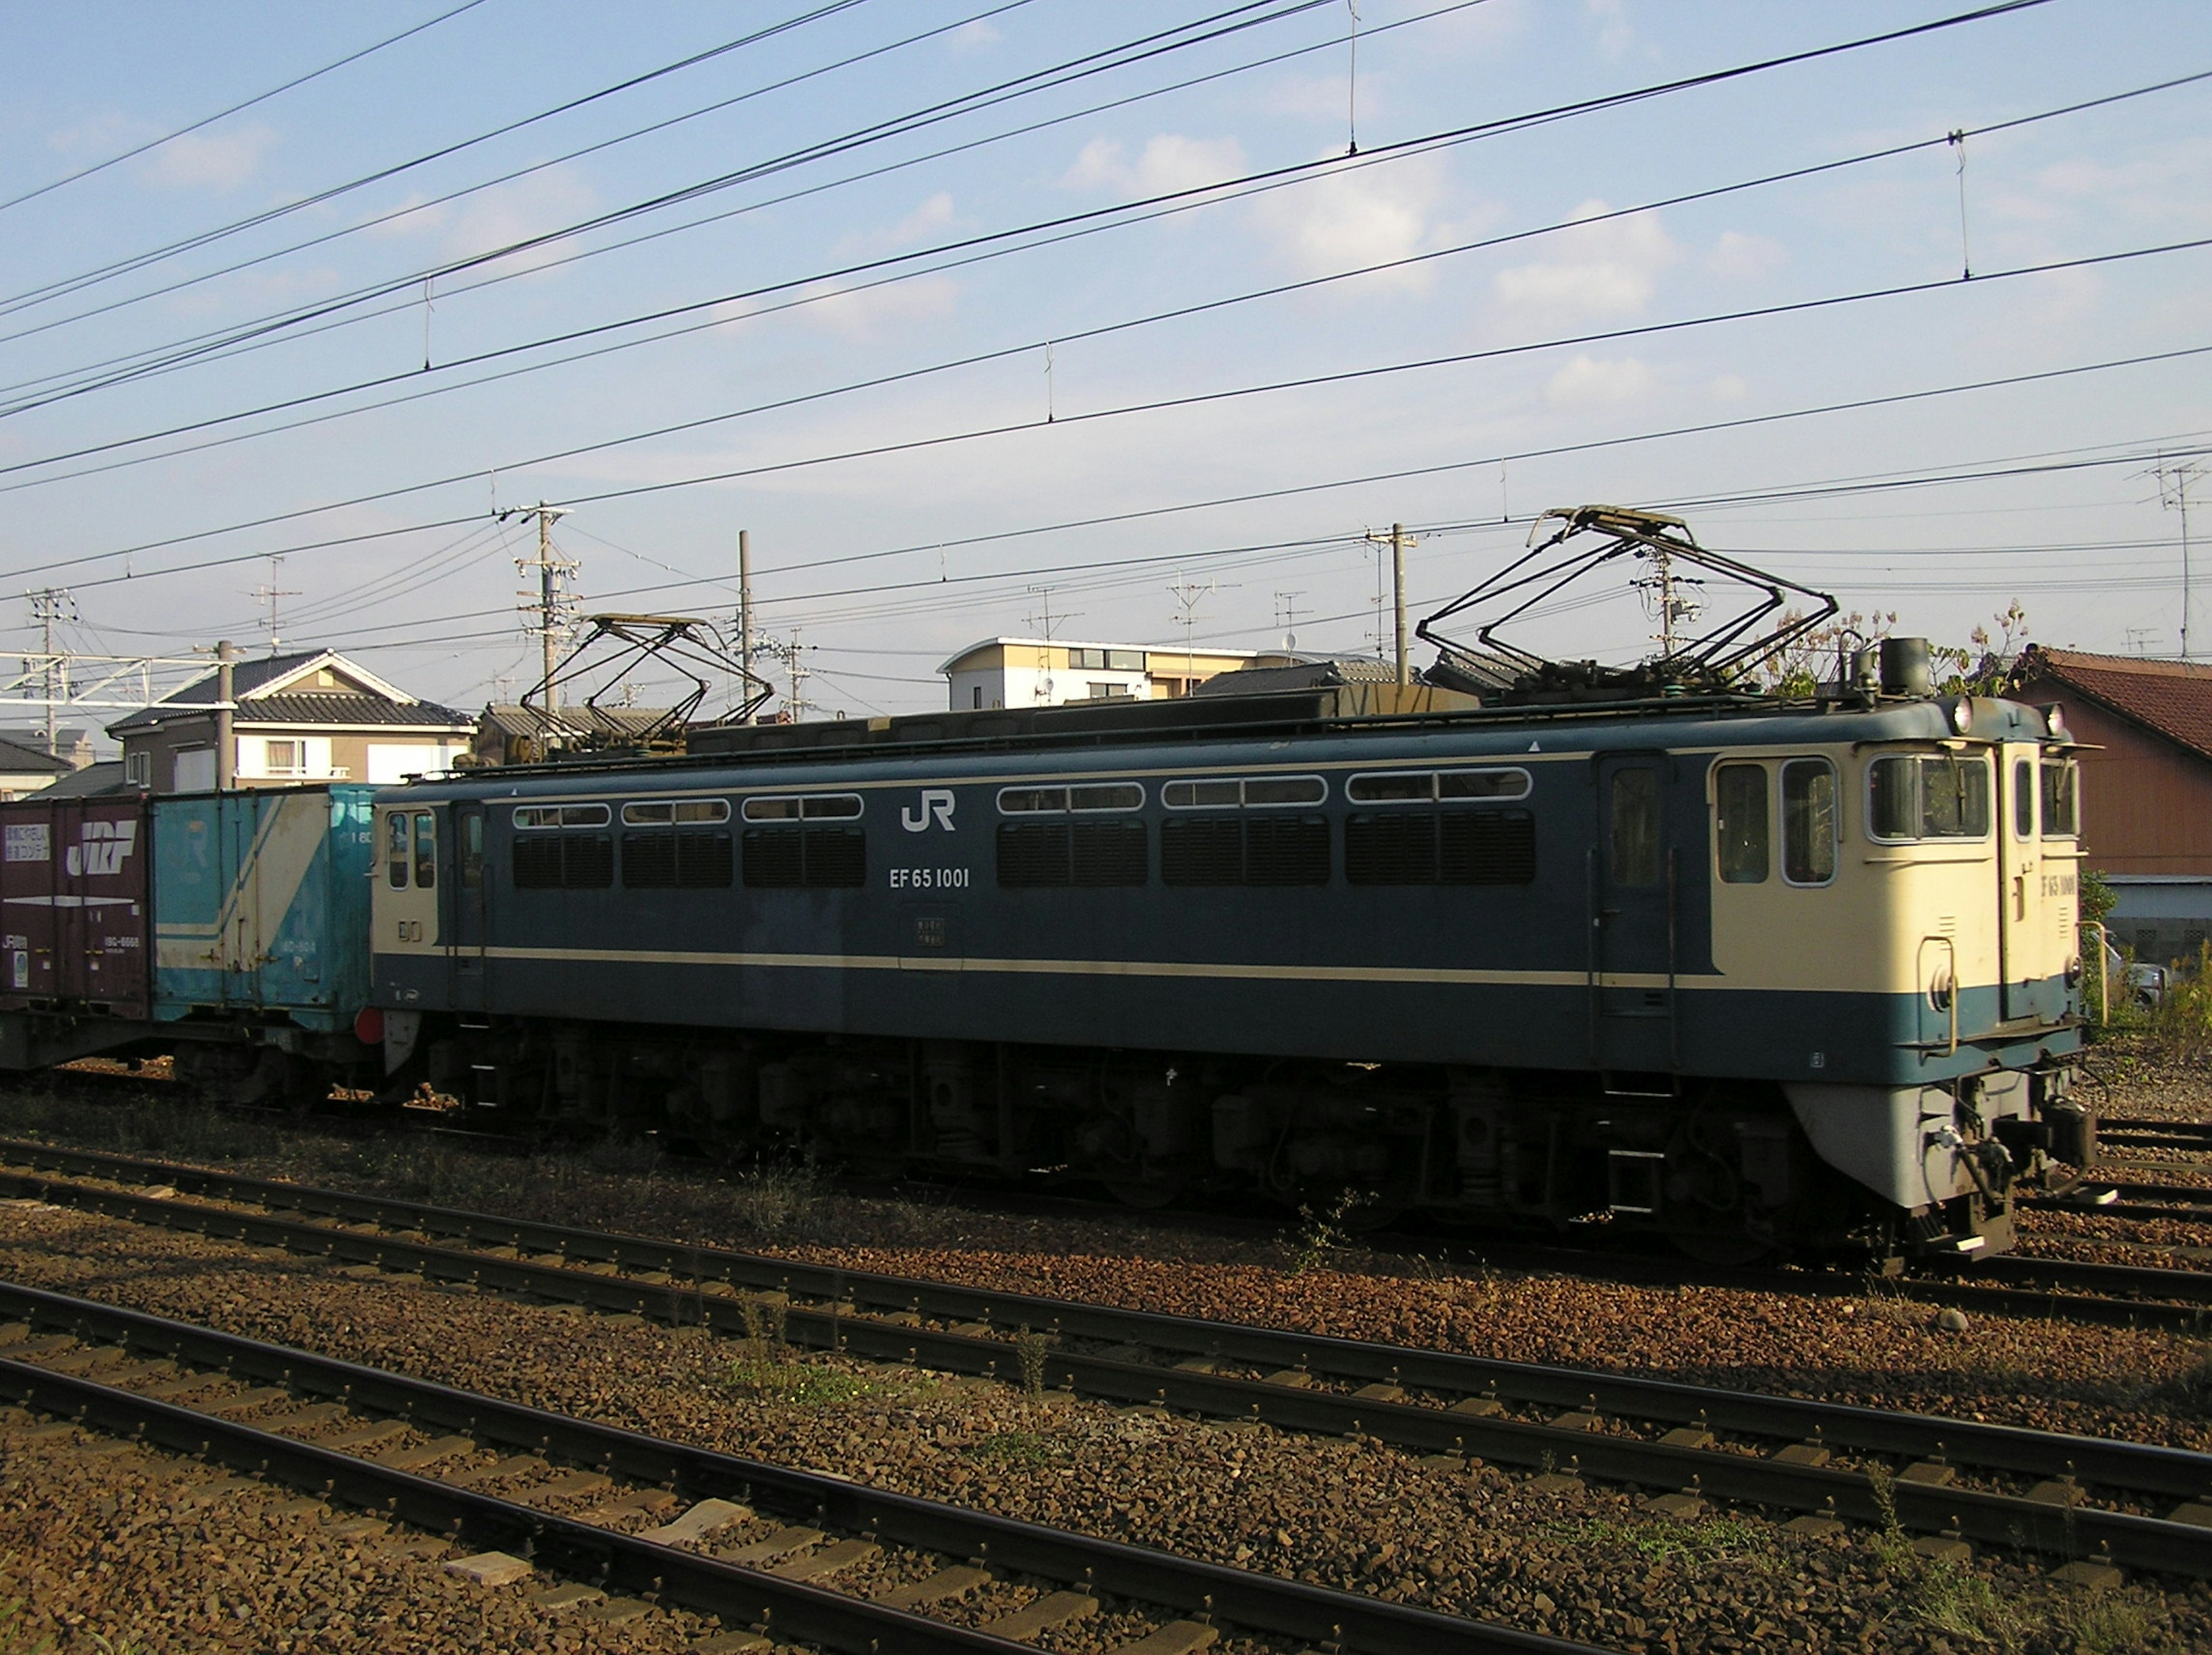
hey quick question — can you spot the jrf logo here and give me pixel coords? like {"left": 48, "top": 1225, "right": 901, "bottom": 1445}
{"left": 66, "top": 820, "right": 138, "bottom": 877}
{"left": 900, "top": 789, "right": 956, "bottom": 833}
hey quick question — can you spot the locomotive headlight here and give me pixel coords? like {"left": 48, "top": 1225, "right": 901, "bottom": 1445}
{"left": 1949, "top": 699, "right": 1973, "bottom": 734}
{"left": 2064, "top": 956, "right": 2083, "bottom": 987}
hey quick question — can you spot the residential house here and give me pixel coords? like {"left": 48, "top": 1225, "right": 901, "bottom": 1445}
{"left": 938, "top": 637, "right": 1301, "bottom": 711}
{"left": 108, "top": 649, "right": 474, "bottom": 793}
{"left": 0, "top": 736, "right": 71, "bottom": 800}
{"left": 2006, "top": 645, "right": 2212, "bottom": 963}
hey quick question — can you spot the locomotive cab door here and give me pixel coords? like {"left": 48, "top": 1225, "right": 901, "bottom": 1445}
{"left": 445, "top": 803, "right": 488, "bottom": 1013}
{"left": 1592, "top": 754, "right": 1675, "bottom": 1072}
{"left": 1996, "top": 744, "right": 2064, "bottom": 1025}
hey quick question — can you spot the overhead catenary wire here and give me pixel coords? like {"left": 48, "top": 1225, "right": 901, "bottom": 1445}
{"left": 0, "top": 0, "right": 498, "bottom": 216}
{"left": 0, "top": 0, "right": 890, "bottom": 316}
{"left": 0, "top": 0, "right": 1336, "bottom": 410}
{"left": 0, "top": 0, "right": 1040, "bottom": 353}
{"left": 8, "top": 56, "right": 2196, "bottom": 495}
{"left": 0, "top": 0, "right": 2044, "bottom": 422}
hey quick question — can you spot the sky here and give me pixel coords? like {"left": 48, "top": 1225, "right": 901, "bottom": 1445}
{"left": 0, "top": 0, "right": 2207, "bottom": 728}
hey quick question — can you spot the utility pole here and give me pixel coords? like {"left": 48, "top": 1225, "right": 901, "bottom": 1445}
{"left": 507, "top": 503, "right": 575, "bottom": 709}
{"left": 248, "top": 555, "right": 300, "bottom": 656}
{"left": 1362, "top": 523, "right": 1415, "bottom": 687}
{"left": 783, "top": 631, "right": 810, "bottom": 722}
{"left": 26, "top": 588, "right": 75, "bottom": 757}
{"left": 737, "top": 528, "right": 755, "bottom": 689}
{"left": 1167, "top": 574, "right": 1215, "bottom": 698}
{"left": 214, "top": 640, "right": 238, "bottom": 790}
{"left": 2143, "top": 457, "right": 2205, "bottom": 660}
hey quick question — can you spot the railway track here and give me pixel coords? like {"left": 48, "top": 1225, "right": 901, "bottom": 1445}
{"left": 0, "top": 1282, "right": 1591, "bottom": 1655}
{"left": 2094, "top": 1118, "right": 2212, "bottom": 1153}
{"left": 3, "top": 1138, "right": 2209, "bottom": 1578}
{"left": 24, "top": 1069, "right": 2212, "bottom": 1329}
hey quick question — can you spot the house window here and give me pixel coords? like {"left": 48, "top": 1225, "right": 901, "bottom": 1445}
{"left": 265, "top": 739, "right": 305, "bottom": 777}
{"left": 125, "top": 752, "right": 151, "bottom": 787}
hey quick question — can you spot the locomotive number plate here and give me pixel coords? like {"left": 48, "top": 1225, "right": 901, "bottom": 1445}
{"left": 888, "top": 867, "right": 970, "bottom": 890}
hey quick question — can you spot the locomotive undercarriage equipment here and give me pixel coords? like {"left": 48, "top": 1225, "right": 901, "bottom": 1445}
{"left": 391, "top": 1019, "right": 2062, "bottom": 1259}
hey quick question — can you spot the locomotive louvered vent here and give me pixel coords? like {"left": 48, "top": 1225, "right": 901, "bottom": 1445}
{"left": 513, "top": 832, "right": 614, "bottom": 889}
{"left": 1347, "top": 810, "right": 1535, "bottom": 885}
{"left": 997, "top": 821, "right": 1147, "bottom": 887}
{"left": 743, "top": 825, "right": 866, "bottom": 888}
{"left": 622, "top": 830, "right": 733, "bottom": 889}
{"left": 1161, "top": 816, "right": 1329, "bottom": 887}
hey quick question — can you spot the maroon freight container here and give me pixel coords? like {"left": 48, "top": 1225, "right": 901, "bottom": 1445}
{"left": 0, "top": 796, "right": 153, "bottom": 1020}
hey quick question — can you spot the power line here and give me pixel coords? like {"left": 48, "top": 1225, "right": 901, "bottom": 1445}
{"left": 0, "top": 0, "right": 1039, "bottom": 357}
{"left": 0, "top": 0, "right": 2044, "bottom": 423}
{"left": 0, "top": 0, "right": 1332, "bottom": 412}
{"left": 22, "top": 307, "right": 2212, "bottom": 612}
{"left": 0, "top": 0, "right": 497, "bottom": 215}
{"left": 12, "top": 58, "right": 2196, "bottom": 494}
{"left": 0, "top": 0, "right": 887, "bottom": 314}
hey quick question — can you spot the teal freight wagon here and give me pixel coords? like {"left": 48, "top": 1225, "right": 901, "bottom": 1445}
{"left": 153, "top": 786, "right": 380, "bottom": 1075}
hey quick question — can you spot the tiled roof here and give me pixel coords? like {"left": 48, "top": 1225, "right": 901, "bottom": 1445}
{"left": 2013, "top": 646, "right": 2212, "bottom": 762}
{"left": 112, "top": 693, "right": 471, "bottom": 732}
{"left": 477, "top": 703, "right": 672, "bottom": 738}
{"left": 0, "top": 736, "right": 73, "bottom": 775}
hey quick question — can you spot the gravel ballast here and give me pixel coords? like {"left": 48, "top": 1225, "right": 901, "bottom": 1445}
{"left": 3, "top": 1200, "right": 2208, "bottom": 1655}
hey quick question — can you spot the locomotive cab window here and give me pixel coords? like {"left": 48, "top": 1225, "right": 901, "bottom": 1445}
{"left": 1781, "top": 759, "right": 1838, "bottom": 885}
{"left": 1608, "top": 768, "right": 1661, "bottom": 887}
{"left": 2040, "top": 758, "right": 2078, "bottom": 838}
{"left": 2013, "top": 759, "right": 2035, "bottom": 839}
{"left": 1869, "top": 753, "right": 1991, "bottom": 842}
{"left": 460, "top": 812, "right": 483, "bottom": 890}
{"left": 385, "top": 812, "right": 410, "bottom": 888}
{"left": 412, "top": 812, "right": 436, "bottom": 889}
{"left": 1714, "top": 764, "right": 1768, "bottom": 884}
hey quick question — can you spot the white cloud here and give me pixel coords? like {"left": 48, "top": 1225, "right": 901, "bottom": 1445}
{"left": 1709, "top": 373, "right": 1750, "bottom": 402}
{"left": 881, "top": 192, "right": 957, "bottom": 248}
{"left": 1705, "top": 230, "right": 1786, "bottom": 281}
{"left": 143, "top": 124, "right": 277, "bottom": 190}
{"left": 1248, "top": 154, "right": 1444, "bottom": 291}
{"left": 1546, "top": 354, "right": 1654, "bottom": 408}
{"left": 1586, "top": 0, "right": 1633, "bottom": 59}
{"left": 437, "top": 167, "right": 596, "bottom": 275}
{"left": 1061, "top": 134, "right": 1247, "bottom": 199}
{"left": 949, "top": 19, "right": 1000, "bottom": 50}
{"left": 801, "top": 274, "right": 959, "bottom": 340}
{"left": 1493, "top": 202, "right": 1677, "bottom": 319}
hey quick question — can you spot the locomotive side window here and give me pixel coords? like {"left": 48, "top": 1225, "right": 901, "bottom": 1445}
{"left": 2040, "top": 759, "right": 2078, "bottom": 837}
{"left": 741, "top": 793, "right": 862, "bottom": 821}
{"left": 1347, "top": 768, "right": 1531, "bottom": 803}
{"left": 460, "top": 812, "right": 483, "bottom": 890}
{"left": 1608, "top": 769, "right": 1661, "bottom": 887}
{"left": 1868, "top": 754, "right": 1992, "bottom": 841}
{"left": 1781, "top": 759, "right": 1838, "bottom": 885}
{"left": 2013, "top": 760, "right": 2035, "bottom": 839}
{"left": 412, "top": 812, "right": 436, "bottom": 889}
{"left": 385, "top": 812, "right": 410, "bottom": 888}
{"left": 997, "top": 782, "right": 1144, "bottom": 814}
{"left": 621, "top": 799, "right": 730, "bottom": 826}
{"left": 1714, "top": 764, "right": 1768, "bottom": 884}
{"left": 1163, "top": 776, "right": 1323, "bottom": 808}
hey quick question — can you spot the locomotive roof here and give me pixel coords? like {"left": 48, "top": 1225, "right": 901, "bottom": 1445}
{"left": 396, "top": 687, "right": 2066, "bottom": 799}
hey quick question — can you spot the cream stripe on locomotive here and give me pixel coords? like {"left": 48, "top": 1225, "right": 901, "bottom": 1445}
{"left": 480, "top": 943, "right": 1709, "bottom": 991}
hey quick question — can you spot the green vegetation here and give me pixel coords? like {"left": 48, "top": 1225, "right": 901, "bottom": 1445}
{"left": 1541, "top": 1511, "right": 1777, "bottom": 1566}
{"left": 969, "top": 1429, "right": 1056, "bottom": 1467}
{"left": 718, "top": 1354, "right": 879, "bottom": 1407}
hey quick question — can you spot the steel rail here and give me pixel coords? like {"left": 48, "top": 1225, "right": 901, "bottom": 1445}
{"left": 0, "top": 1283, "right": 1599, "bottom": 1655}
{"left": 4, "top": 1153, "right": 2210, "bottom": 1573}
